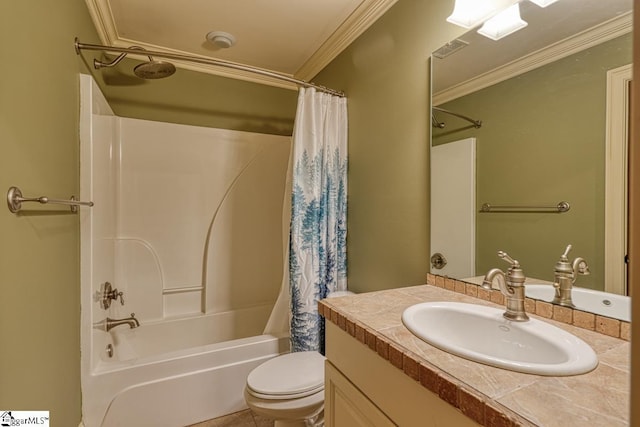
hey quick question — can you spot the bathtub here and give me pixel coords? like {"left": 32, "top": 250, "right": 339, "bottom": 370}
{"left": 81, "top": 305, "right": 290, "bottom": 427}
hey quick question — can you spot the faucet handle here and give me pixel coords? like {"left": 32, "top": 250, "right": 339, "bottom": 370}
{"left": 555, "top": 245, "right": 574, "bottom": 274}
{"left": 497, "top": 251, "right": 519, "bottom": 268}
{"left": 574, "top": 259, "right": 590, "bottom": 276}
{"left": 100, "top": 282, "right": 125, "bottom": 309}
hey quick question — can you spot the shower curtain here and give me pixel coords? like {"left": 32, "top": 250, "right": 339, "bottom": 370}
{"left": 289, "top": 87, "right": 348, "bottom": 352}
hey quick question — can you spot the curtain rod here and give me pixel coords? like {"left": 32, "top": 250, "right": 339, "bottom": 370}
{"left": 74, "top": 38, "right": 345, "bottom": 98}
{"left": 432, "top": 106, "right": 482, "bottom": 128}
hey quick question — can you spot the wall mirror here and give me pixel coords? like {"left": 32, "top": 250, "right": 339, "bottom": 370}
{"left": 430, "top": 0, "right": 632, "bottom": 319}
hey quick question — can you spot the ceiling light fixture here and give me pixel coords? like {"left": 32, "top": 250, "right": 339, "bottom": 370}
{"left": 477, "top": 3, "right": 528, "bottom": 40}
{"left": 528, "top": 0, "right": 559, "bottom": 7}
{"left": 446, "top": 0, "right": 518, "bottom": 29}
{"left": 206, "top": 31, "right": 236, "bottom": 49}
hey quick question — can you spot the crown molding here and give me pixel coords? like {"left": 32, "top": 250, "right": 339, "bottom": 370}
{"left": 295, "top": 0, "right": 399, "bottom": 81}
{"left": 433, "top": 12, "right": 632, "bottom": 105}
{"left": 84, "top": 0, "right": 118, "bottom": 45}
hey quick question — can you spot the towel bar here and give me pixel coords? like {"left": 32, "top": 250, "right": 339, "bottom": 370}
{"left": 480, "top": 201, "right": 570, "bottom": 213}
{"left": 7, "top": 186, "right": 94, "bottom": 213}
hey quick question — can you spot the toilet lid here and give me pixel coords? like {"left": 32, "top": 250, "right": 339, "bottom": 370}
{"left": 247, "top": 351, "right": 325, "bottom": 397}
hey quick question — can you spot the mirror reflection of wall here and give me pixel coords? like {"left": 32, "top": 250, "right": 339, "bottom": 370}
{"left": 431, "top": 4, "right": 631, "bottom": 295}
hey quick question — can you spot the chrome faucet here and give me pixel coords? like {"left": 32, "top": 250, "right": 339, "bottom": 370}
{"left": 94, "top": 313, "right": 140, "bottom": 332}
{"left": 482, "top": 251, "right": 529, "bottom": 322}
{"left": 552, "top": 244, "right": 590, "bottom": 308}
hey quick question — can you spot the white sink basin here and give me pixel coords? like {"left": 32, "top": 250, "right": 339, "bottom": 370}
{"left": 402, "top": 302, "right": 598, "bottom": 376}
{"left": 525, "top": 284, "right": 631, "bottom": 322}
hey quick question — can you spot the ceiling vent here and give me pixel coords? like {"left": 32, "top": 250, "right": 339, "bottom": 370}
{"left": 433, "top": 39, "right": 469, "bottom": 59}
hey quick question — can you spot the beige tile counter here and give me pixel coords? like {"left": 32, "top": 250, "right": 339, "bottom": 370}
{"left": 320, "top": 284, "right": 630, "bottom": 427}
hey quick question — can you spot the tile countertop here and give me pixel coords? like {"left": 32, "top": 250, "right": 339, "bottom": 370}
{"left": 319, "top": 284, "right": 630, "bottom": 427}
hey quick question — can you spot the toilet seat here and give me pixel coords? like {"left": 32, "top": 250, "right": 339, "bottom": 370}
{"left": 246, "top": 351, "right": 325, "bottom": 400}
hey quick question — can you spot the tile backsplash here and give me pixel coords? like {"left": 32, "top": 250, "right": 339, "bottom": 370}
{"left": 426, "top": 274, "right": 631, "bottom": 341}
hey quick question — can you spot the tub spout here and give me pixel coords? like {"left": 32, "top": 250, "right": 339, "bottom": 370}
{"left": 94, "top": 313, "right": 140, "bottom": 332}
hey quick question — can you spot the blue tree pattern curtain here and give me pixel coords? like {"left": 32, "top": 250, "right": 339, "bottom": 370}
{"left": 289, "top": 88, "right": 348, "bottom": 353}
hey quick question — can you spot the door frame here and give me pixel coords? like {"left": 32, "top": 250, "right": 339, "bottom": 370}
{"left": 605, "top": 63, "right": 631, "bottom": 294}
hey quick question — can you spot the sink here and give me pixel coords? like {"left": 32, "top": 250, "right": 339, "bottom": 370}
{"left": 402, "top": 301, "right": 598, "bottom": 376}
{"left": 525, "top": 284, "right": 631, "bottom": 322}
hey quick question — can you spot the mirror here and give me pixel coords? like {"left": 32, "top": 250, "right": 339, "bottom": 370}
{"left": 430, "top": 0, "right": 632, "bottom": 312}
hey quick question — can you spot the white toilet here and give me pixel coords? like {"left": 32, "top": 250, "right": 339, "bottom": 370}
{"left": 244, "top": 351, "right": 325, "bottom": 426}
{"left": 244, "top": 290, "right": 354, "bottom": 427}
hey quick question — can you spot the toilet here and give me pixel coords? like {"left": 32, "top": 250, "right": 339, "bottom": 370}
{"left": 244, "top": 290, "right": 354, "bottom": 427}
{"left": 244, "top": 351, "right": 325, "bottom": 426}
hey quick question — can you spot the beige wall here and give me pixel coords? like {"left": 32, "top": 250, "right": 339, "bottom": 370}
{"left": 0, "top": 0, "right": 101, "bottom": 423}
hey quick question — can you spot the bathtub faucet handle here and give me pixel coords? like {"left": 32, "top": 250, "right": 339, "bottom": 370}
{"left": 100, "top": 281, "right": 125, "bottom": 309}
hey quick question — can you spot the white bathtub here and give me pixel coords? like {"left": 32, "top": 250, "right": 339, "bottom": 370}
{"left": 82, "top": 306, "right": 289, "bottom": 427}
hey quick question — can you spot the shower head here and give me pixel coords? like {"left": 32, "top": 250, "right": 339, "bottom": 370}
{"left": 133, "top": 57, "right": 176, "bottom": 79}
{"left": 92, "top": 46, "right": 176, "bottom": 80}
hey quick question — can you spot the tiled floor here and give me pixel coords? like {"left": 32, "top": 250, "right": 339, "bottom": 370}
{"left": 188, "top": 410, "right": 274, "bottom": 427}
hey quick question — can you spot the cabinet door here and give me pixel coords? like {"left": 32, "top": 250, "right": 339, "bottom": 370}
{"left": 325, "top": 361, "right": 396, "bottom": 427}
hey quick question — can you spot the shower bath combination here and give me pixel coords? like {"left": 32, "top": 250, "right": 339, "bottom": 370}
{"left": 79, "top": 75, "right": 292, "bottom": 426}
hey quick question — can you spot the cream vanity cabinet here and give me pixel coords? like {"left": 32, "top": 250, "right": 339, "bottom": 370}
{"left": 324, "top": 322, "right": 479, "bottom": 427}
{"left": 325, "top": 362, "right": 395, "bottom": 426}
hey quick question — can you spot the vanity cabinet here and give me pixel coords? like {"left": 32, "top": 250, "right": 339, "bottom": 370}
{"left": 325, "top": 362, "right": 395, "bottom": 426}
{"left": 324, "top": 322, "right": 479, "bottom": 427}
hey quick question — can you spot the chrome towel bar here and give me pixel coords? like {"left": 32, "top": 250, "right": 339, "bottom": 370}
{"left": 480, "top": 201, "right": 570, "bottom": 213}
{"left": 7, "top": 186, "right": 94, "bottom": 213}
